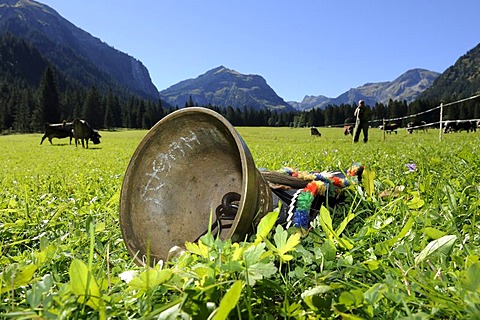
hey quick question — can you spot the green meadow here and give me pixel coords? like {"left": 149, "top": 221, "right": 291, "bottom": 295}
{"left": 1, "top": 126, "right": 480, "bottom": 319}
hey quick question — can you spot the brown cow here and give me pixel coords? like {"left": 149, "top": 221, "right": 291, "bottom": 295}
{"left": 72, "top": 119, "right": 101, "bottom": 148}
{"left": 343, "top": 125, "right": 354, "bottom": 135}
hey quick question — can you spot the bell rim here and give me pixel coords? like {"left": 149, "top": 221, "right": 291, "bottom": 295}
{"left": 119, "top": 107, "right": 271, "bottom": 265}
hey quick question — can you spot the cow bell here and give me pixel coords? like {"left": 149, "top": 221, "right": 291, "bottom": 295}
{"left": 119, "top": 107, "right": 273, "bottom": 265}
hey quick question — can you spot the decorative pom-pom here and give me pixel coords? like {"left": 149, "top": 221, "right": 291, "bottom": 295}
{"left": 293, "top": 209, "right": 310, "bottom": 228}
{"left": 296, "top": 191, "right": 314, "bottom": 210}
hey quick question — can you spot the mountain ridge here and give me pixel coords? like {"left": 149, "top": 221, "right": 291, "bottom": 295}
{"left": 0, "top": 0, "right": 159, "bottom": 99}
{"left": 289, "top": 68, "right": 440, "bottom": 110}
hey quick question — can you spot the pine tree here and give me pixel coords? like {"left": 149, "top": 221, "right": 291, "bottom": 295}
{"left": 112, "top": 96, "right": 122, "bottom": 127}
{"left": 122, "top": 97, "right": 134, "bottom": 128}
{"left": 155, "top": 99, "right": 164, "bottom": 123}
{"left": 14, "top": 90, "right": 31, "bottom": 132}
{"left": 82, "top": 86, "right": 104, "bottom": 128}
{"left": 226, "top": 106, "right": 235, "bottom": 123}
{"left": 104, "top": 89, "right": 115, "bottom": 129}
{"left": 38, "top": 66, "right": 60, "bottom": 124}
{"left": 323, "top": 106, "right": 334, "bottom": 126}
{"left": 186, "top": 95, "right": 194, "bottom": 108}
{"left": 135, "top": 100, "right": 146, "bottom": 128}
{"left": 0, "top": 99, "right": 7, "bottom": 132}
{"left": 30, "top": 67, "right": 59, "bottom": 131}
{"left": 60, "top": 88, "right": 75, "bottom": 121}
{"left": 5, "top": 90, "right": 16, "bottom": 130}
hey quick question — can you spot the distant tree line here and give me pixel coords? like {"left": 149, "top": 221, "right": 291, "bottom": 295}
{"left": 1, "top": 66, "right": 480, "bottom": 134}
{"left": 0, "top": 66, "right": 169, "bottom": 133}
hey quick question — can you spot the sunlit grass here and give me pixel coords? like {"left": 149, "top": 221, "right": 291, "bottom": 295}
{"left": 1, "top": 126, "right": 480, "bottom": 318}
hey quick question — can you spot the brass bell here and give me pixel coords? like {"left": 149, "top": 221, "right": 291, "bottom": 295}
{"left": 119, "top": 107, "right": 273, "bottom": 265}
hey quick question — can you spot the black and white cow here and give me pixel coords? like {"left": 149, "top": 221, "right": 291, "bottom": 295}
{"left": 310, "top": 127, "right": 321, "bottom": 137}
{"left": 406, "top": 121, "right": 427, "bottom": 134}
{"left": 72, "top": 119, "right": 102, "bottom": 148}
{"left": 443, "top": 120, "right": 477, "bottom": 133}
{"left": 40, "top": 121, "right": 73, "bottom": 145}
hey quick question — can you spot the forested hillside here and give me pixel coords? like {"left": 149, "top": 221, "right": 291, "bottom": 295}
{"left": 0, "top": 33, "right": 167, "bottom": 133}
{"left": 417, "top": 43, "right": 480, "bottom": 121}
{"left": 0, "top": 0, "right": 159, "bottom": 99}
{"left": 420, "top": 43, "right": 480, "bottom": 102}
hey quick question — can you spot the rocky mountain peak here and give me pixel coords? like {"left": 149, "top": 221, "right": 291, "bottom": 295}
{"left": 209, "top": 65, "right": 236, "bottom": 75}
{"left": 160, "top": 66, "right": 293, "bottom": 111}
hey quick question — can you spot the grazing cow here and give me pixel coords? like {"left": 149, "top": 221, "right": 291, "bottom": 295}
{"left": 40, "top": 121, "right": 73, "bottom": 145}
{"left": 310, "top": 127, "right": 321, "bottom": 137}
{"left": 72, "top": 119, "right": 101, "bottom": 148}
{"left": 406, "top": 121, "right": 427, "bottom": 134}
{"left": 443, "top": 120, "right": 477, "bottom": 133}
{"left": 343, "top": 125, "right": 354, "bottom": 135}
{"left": 379, "top": 123, "right": 398, "bottom": 134}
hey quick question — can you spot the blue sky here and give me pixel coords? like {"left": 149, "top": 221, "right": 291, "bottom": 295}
{"left": 39, "top": 0, "right": 480, "bottom": 102}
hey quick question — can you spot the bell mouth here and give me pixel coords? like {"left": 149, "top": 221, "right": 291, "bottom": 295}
{"left": 119, "top": 107, "right": 272, "bottom": 265}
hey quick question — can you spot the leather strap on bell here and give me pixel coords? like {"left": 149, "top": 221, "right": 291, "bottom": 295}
{"left": 261, "top": 171, "right": 308, "bottom": 189}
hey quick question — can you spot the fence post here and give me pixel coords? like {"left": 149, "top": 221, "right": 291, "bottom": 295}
{"left": 439, "top": 103, "right": 443, "bottom": 142}
{"left": 382, "top": 118, "right": 386, "bottom": 141}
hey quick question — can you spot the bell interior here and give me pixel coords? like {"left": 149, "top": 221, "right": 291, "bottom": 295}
{"left": 119, "top": 108, "right": 266, "bottom": 264}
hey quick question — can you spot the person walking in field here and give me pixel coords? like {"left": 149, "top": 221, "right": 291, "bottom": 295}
{"left": 353, "top": 100, "right": 369, "bottom": 143}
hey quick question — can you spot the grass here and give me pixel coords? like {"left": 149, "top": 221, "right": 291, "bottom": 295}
{"left": 1, "top": 126, "right": 480, "bottom": 319}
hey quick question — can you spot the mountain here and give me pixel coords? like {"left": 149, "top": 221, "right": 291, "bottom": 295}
{"left": 0, "top": 0, "right": 159, "bottom": 99}
{"left": 288, "top": 95, "right": 330, "bottom": 111}
{"left": 159, "top": 66, "right": 294, "bottom": 111}
{"left": 290, "top": 68, "right": 440, "bottom": 110}
{"left": 418, "top": 43, "right": 480, "bottom": 102}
